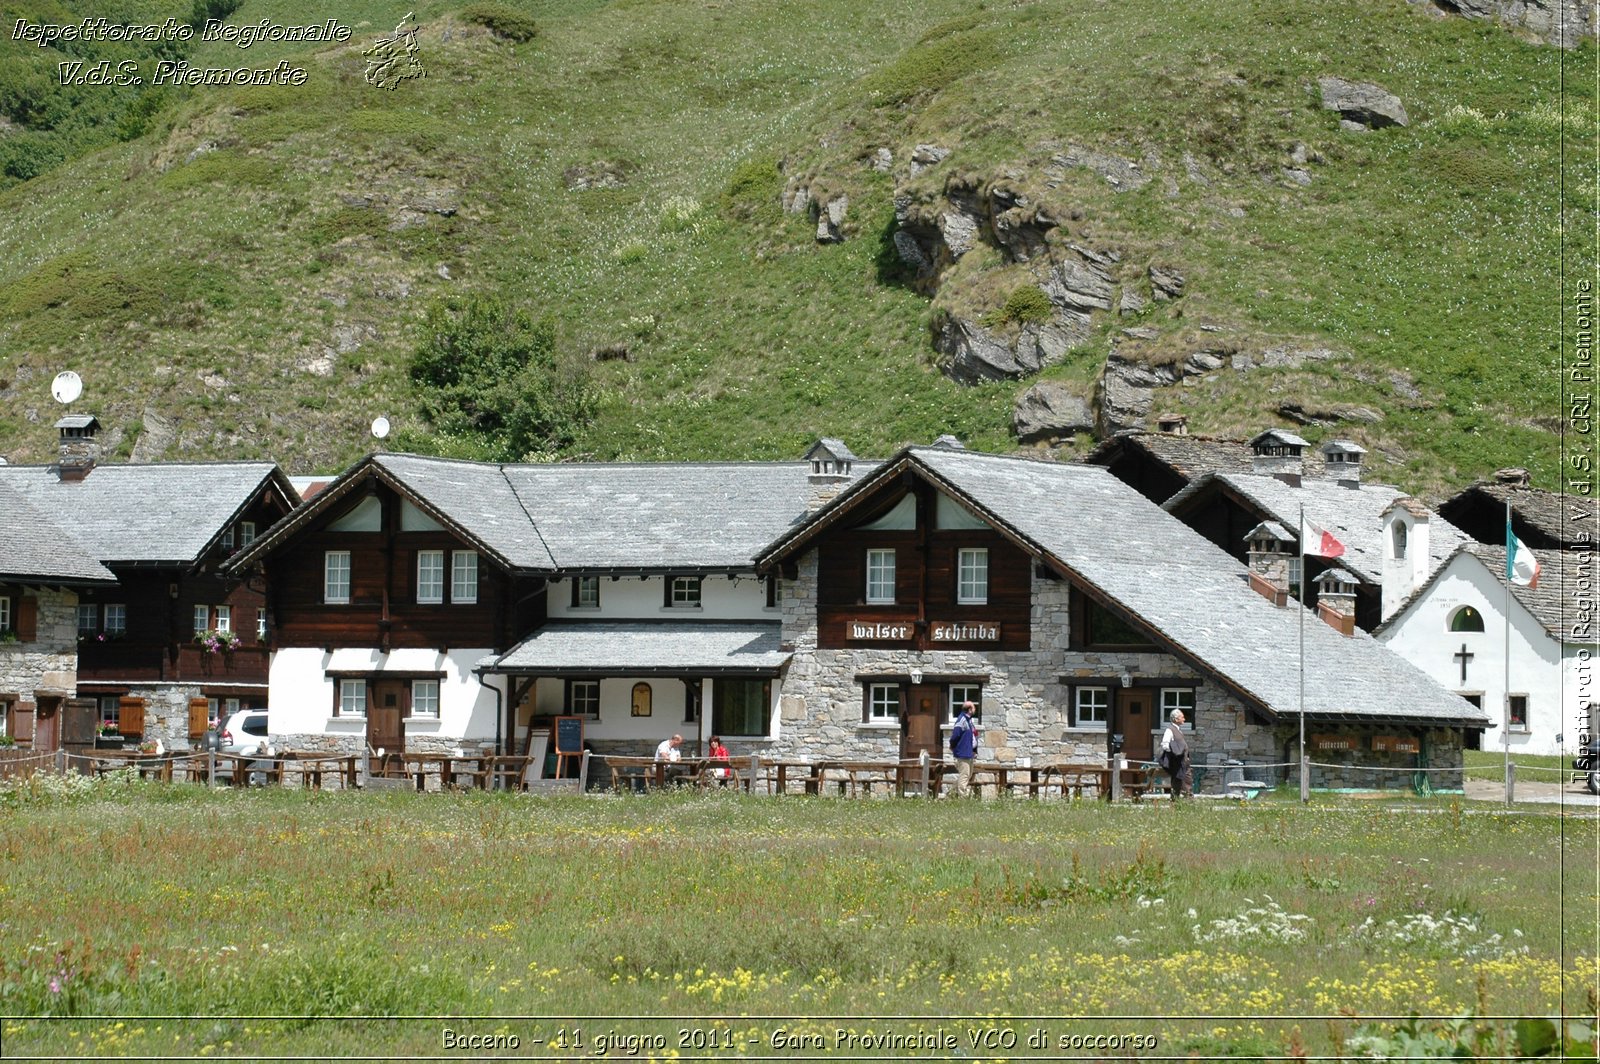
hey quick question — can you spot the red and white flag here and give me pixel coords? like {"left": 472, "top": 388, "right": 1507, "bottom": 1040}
{"left": 1300, "top": 515, "right": 1346, "bottom": 559}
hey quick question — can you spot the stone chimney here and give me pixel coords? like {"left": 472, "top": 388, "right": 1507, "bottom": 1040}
{"left": 1244, "top": 521, "right": 1294, "bottom": 606}
{"left": 1156, "top": 414, "right": 1188, "bottom": 435}
{"left": 931, "top": 434, "right": 965, "bottom": 449}
{"left": 804, "top": 437, "right": 857, "bottom": 511}
{"left": 1314, "top": 569, "right": 1358, "bottom": 636}
{"left": 1320, "top": 439, "right": 1366, "bottom": 488}
{"left": 1380, "top": 497, "right": 1432, "bottom": 620}
{"left": 1493, "top": 467, "right": 1531, "bottom": 488}
{"left": 1248, "top": 429, "right": 1308, "bottom": 486}
{"left": 55, "top": 414, "right": 100, "bottom": 481}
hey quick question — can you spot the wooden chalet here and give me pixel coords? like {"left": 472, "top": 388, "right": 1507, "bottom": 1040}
{"left": 756, "top": 443, "right": 1486, "bottom": 788}
{"left": 0, "top": 418, "right": 297, "bottom": 749}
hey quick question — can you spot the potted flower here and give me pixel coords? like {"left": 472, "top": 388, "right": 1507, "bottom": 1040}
{"left": 95, "top": 721, "right": 125, "bottom": 748}
{"left": 193, "top": 629, "right": 240, "bottom": 655}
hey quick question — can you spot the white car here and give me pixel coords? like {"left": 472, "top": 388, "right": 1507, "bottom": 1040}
{"left": 218, "top": 710, "right": 270, "bottom": 755}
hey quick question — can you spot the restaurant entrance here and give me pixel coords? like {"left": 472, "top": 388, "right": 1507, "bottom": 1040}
{"left": 900, "top": 684, "right": 942, "bottom": 761}
{"left": 1114, "top": 687, "right": 1153, "bottom": 763}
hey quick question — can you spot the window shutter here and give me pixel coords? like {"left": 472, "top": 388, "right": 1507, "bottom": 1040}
{"left": 14, "top": 702, "right": 35, "bottom": 743}
{"left": 118, "top": 697, "right": 146, "bottom": 737}
{"left": 187, "top": 698, "right": 210, "bottom": 739}
{"left": 16, "top": 598, "right": 37, "bottom": 642}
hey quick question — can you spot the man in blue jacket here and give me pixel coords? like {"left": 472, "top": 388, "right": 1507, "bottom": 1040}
{"left": 951, "top": 701, "right": 978, "bottom": 797}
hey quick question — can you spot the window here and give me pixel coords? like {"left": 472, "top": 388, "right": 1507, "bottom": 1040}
{"left": 1073, "top": 687, "right": 1109, "bottom": 727}
{"left": 325, "top": 551, "right": 351, "bottom": 604}
{"left": 222, "top": 526, "right": 235, "bottom": 551}
{"left": 1460, "top": 692, "right": 1483, "bottom": 710}
{"left": 411, "top": 679, "right": 440, "bottom": 718}
{"left": 103, "top": 604, "right": 126, "bottom": 636}
{"left": 948, "top": 684, "right": 983, "bottom": 720}
{"left": 572, "top": 576, "right": 600, "bottom": 609}
{"left": 1160, "top": 688, "right": 1197, "bottom": 729}
{"left": 865, "top": 549, "right": 896, "bottom": 604}
{"left": 1450, "top": 606, "right": 1486, "bottom": 632}
{"left": 257, "top": 609, "right": 268, "bottom": 640}
{"left": 337, "top": 678, "right": 367, "bottom": 716}
{"left": 214, "top": 606, "right": 231, "bottom": 634}
{"left": 452, "top": 551, "right": 478, "bottom": 604}
{"left": 866, "top": 682, "right": 901, "bottom": 723}
{"left": 1288, "top": 557, "right": 1303, "bottom": 598}
{"left": 239, "top": 521, "right": 257, "bottom": 547}
{"left": 192, "top": 605, "right": 209, "bottom": 635}
{"left": 765, "top": 575, "right": 778, "bottom": 609}
{"left": 957, "top": 548, "right": 989, "bottom": 605}
{"left": 1083, "top": 599, "right": 1152, "bottom": 648}
{"left": 1508, "top": 694, "right": 1529, "bottom": 731}
{"left": 78, "top": 604, "right": 99, "bottom": 636}
{"left": 99, "top": 695, "right": 121, "bottom": 728}
{"left": 668, "top": 576, "right": 702, "bottom": 608}
{"left": 417, "top": 550, "right": 444, "bottom": 604}
{"left": 568, "top": 680, "right": 600, "bottom": 718}
{"left": 713, "top": 678, "right": 770, "bottom": 737}
{"left": 1393, "top": 522, "right": 1409, "bottom": 560}
{"left": 0, "top": 596, "right": 9, "bottom": 633}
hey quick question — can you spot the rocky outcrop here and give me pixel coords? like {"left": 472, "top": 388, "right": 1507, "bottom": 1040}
{"left": 782, "top": 179, "right": 849, "bottom": 243}
{"left": 816, "top": 194, "right": 848, "bottom": 243}
{"left": 935, "top": 315, "right": 1083, "bottom": 385}
{"left": 1097, "top": 337, "right": 1347, "bottom": 435}
{"left": 1318, "top": 77, "right": 1409, "bottom": 130}
{"left": 908, "top": 144, "right": 950, "bottom": 176}
{"left": 1421, "top": 0, "right": 1596, "bottom": 47}
{"left": 1278, "top": 401, "right": 1384, "bottom": 426}
{"left": 1013, "top": 381, "right": 1095, "bottom": 443}
{"left": 1049, "top": 144, "right": 1151, "bottom": 192}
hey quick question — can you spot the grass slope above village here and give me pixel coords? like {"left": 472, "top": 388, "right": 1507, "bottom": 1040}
{"left": 0, "top": 0, "right": 1592, "bottom": 497}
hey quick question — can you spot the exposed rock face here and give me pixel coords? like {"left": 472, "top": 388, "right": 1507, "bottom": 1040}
{"left": 1148, "top": 265, "right": 1186, "bottom": 301}
{"left": 909, "top": 143, "right": 950, "bottom": 175}
{"left": 1050, "top": 145, "right": 1150, "bottom": 192}
{"left": 871, "top": 147, "right": 893, "bottom": 172}
{"left": 935, "top": 316, "right": 1082, "bottom": 385}
{"left": 1318, "top": 77, "right": 1409, "bottom": 129}
{"left": 1279, "top": 401, "right": 1385, "bottom": 426}
{"left": 783, "top": 179, "right": 849, "bottom": 243}
{"left": 1423, "top": 0, "right": 1596, "bottom": 47}
{"left": 816, "top": 194, "right": 849, "bottom": 243}
{"left": 1013, "top": 381, "right": 1095, "bottom": 443}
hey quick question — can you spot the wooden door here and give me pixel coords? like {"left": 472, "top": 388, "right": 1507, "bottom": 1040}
{"left": 368, "top": 680, "right": 406, "bottom": 776}
{"left": 900, "top": 684, "right": 942, "bottom": 761}
{"left": 1115, "top": 688, "right": 1154, "bottom": 763}
{"left": 33, "top": 698, "right": 60, "bottom": 752}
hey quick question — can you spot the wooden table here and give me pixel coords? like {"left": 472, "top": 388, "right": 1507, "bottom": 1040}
{"left": 607, "top": 755, "right": 705, "bottom": 791}
{"left": 279, "top": 751, "right": 359, "bottom": 790}
{"left": 760, "top": 758, "right": 834, "bottom": 795}
{"left": 215, "top": 752, "right": 287, "bottom": 787}
{"left": 87, "top": 750, "right": 174, "bottom": 781}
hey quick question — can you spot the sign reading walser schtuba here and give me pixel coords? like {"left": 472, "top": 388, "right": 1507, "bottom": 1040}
{"left": 847, "top": 620, "right": 1000, "bottom": 643}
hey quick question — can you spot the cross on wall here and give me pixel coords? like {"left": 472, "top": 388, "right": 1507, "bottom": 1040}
{"left": 1453, "top": 643, "right": 1474, "bottom": 685}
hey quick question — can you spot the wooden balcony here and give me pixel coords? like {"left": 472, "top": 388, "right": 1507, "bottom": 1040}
{"left": 76, "top": 640, "right": 270, "bottom": 684}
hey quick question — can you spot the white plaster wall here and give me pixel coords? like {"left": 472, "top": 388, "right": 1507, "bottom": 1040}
{"left": 1378, "top": 554, "right": 1567, "bottom": 755}
{"left": 267, "top": 645, "right": 500, "bottom": 742}
{"left": 546, "top": 574, "right": 777, "bottom": 621}
{"left": 1380, "top": 509, "right": 1432, "bottom": 619}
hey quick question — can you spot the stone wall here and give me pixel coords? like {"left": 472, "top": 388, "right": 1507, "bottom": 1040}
{"left": 0, "top": 587, "right": 77, "bottom": 700}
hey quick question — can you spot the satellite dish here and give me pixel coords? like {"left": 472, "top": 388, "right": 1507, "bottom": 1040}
{"left": 51, "top": 371, "right": 83, "bottom": 405}
{"left": 371, "top": 416, "right": 391, "bottom": 440}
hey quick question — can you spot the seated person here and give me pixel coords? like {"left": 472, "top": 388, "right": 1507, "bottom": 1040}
{"left": 655, "top": 734, "right": 683, "bottom": 762}
{"left": 707, "top": 735, "right": 731, "bottom": 781}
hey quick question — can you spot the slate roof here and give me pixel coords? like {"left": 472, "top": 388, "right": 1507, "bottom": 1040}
{"left": 765, "top": 447, "right": 1486, "bottom": 725}
{"left": 1439, "top": 482, "right": 1585, "bottom": 549}
{"left": 0, "top": 462, "right": 292, "bottom": 565}
{"left": 486, "top": 622, "right": 789, "bottom": 674}
{"left": 1083, "top": 432, "right": 1331, "bottom": 482}
{"left": 0, "top": 481, "right": 116, "bottom": 584}
{"left": 238, "top": 453, "right": 830, "bottom": 574}
{"left": 1164, "top": 472, "right": 1468, "bottom": 586}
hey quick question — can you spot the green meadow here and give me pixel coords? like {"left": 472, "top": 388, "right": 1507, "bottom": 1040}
{"left": 0, "top": 775, "right": 1595, "bottom": 1059}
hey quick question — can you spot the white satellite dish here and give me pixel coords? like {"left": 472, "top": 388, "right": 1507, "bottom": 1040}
{"left": 371, "top": 416, "right": 391, "bottom": 440}
{"left": 51, "top": 370, "right": 83, "bottom": 405}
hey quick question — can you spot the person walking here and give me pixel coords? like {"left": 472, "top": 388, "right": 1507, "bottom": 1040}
{"left": 951, "top": 701, "right": 979, "bottom": 797}
{"left": 1159, "top": 709, "right": 1190, "bottom": 802}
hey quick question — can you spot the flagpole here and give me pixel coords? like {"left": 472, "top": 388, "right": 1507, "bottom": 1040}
{"left": 1299, "top": 504, "right": 1307, "bottom": 803}
{"left": 1503, "top": 500, "right": 1512, "bottom": 806}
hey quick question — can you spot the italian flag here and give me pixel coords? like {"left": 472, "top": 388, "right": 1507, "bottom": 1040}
{"left": 1300, "top": 515, "right": 1346, "bottom": 559}
{"left": 1506, "top": 525, "right": 1541, "bottom": 588}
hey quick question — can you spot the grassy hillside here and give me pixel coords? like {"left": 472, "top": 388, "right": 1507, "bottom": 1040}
{"left": 0, "top": 0, "right": 1591, "bottom": 496}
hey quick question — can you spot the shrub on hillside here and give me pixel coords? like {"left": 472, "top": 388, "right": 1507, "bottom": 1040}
{"left": 461, "top": 3, "right": 539, "bottom": 42}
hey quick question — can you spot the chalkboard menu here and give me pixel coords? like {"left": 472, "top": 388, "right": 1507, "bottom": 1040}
{"left": 554, "top": 715, "right": 584, "bottom": 756}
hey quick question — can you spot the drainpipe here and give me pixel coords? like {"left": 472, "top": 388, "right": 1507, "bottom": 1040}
{"left": 475, "top": 668, "right": 503, "bottom": 756}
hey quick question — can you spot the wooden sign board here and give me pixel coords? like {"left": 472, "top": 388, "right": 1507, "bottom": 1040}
{"left": 554, "top": 715, "right": 584, "bottom": 756}
{"left": 1372, "top": 735, "right": 1420, "bottom": 754}
{"left": 929, "top": 622, "right": 1000, "bottom": 643}
{"left": 1311, "top": 733, "right": 1357, "bottom": 752}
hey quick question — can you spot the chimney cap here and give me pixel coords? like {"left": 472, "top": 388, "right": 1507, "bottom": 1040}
{"left": 1244, "top": 520, "right": 1295, "bottom": 545}
{"left": 1155, "top": 414, "right": 1189, "bottom": 434}
{"left": 804, "top": 437, "right": 857, "bottom": 463}
{"left": 55, "top": 413, "right": 99, "bottom": 433}
{"left": 1320, "top": 439, "right": 1366, "bottom": 457}
{"left": 1248, "top": 428, "right": 1309, "bottom": 452}
{"left": 1315, "top": 567, "right": 1358, "bottom": 592}
{"left": 1492, "top": 466, "right": 1531, "bottom": 487}
{"left": 931, "top": 434, "right": 965, "bottom": 450}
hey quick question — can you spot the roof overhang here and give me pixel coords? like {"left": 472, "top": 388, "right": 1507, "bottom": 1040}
{"left": 481, "top": 622, "right": 791, "bottom": 677}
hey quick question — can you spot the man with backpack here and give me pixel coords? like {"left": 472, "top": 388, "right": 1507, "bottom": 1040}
{"left": 951, "top": 701, "right": 978, "bottom": 797}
